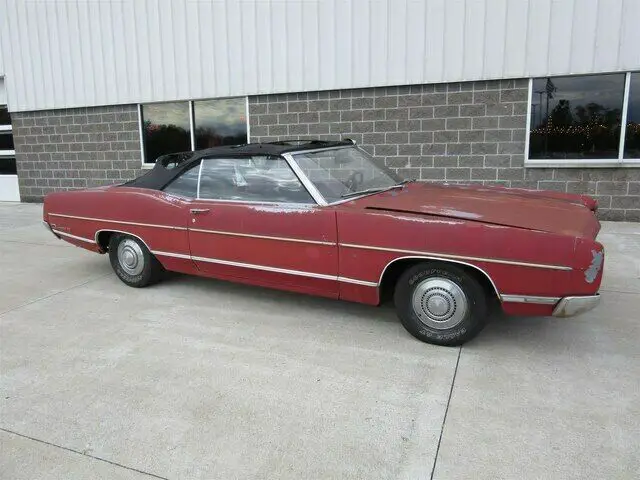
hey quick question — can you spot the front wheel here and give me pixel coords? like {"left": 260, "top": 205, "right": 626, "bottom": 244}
{"left": 393, "top": 262, "right": 488, "bottom": 346}
{"left": 108, "top": 233, "right": 164, "bottom": 288}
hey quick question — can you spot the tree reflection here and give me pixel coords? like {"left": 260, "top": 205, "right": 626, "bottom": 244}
{"left": 195, "top": 126, "right": 247, "bottom": 149}
{"left": 530, "top": 99, "right": 621, "bottom": 159}
{"left": 143, "top": 121, "right": 190, "bottom": 164}
{"left": 529, "top": 74, "right": 625, "bottom": 160}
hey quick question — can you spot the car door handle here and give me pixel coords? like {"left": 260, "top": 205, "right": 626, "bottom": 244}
{"left": 190, "top": 208, "right": 210, "bottom": 215}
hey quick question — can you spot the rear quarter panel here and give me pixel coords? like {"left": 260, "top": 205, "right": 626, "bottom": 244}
{"left": 44, "top": 187, "right": 192, "bottom": 271}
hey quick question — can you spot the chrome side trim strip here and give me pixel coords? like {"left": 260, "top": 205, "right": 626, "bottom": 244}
{"left": 189, "top": 228, "right": 336, "bottom": 246}
{"left": 155, "top": 252, "right": 376, "bottom": 286}
{"left": 49, "top": 213, "right": 187, "bottom": 231}
{"left": 188, "top": 197, "right": 315, "bottom": 206}
{"left": 338, "top": 277, "right": 378, "bottom": 287}
{"left": 340, "top": 243, "right": 573, "bottom": 271}
{"left": 152, "top": 250, "right": 192, "bottom": 260}
{"left": 500, "top": 295, "right": 561, "bottom": 305}
{"left": 52, "top": 229, "right": 96, "bottom": 244}
{"left": 157, "top": 251, "right": 376, "bottom": 286}
{"left": 285, "top": 145, "right": 356, "bottom": 156}
{"left": 191, "top": 255, "right": 338, "bottom": 281}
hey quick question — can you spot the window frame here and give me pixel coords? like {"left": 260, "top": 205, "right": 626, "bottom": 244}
{"left": 524, "top": 72, "right": 640, "bottom": 168}
{"left": 161, "top": 160, "right": 202, "bottom": 199}
{"left": 194, "top": 156, "right": 317, "bottom": 206}
{"left": 138, "top": 97, "right": 250, "bottom": 168}
{"left": 0, "top": 105, "right": 16, "bottom": 176}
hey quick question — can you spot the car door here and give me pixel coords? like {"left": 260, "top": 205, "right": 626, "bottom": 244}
{"left": 187, "top": 156, "right": 339, "bottom": 298}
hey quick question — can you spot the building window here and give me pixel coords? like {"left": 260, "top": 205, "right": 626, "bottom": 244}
{"left": 624, "top": 73, "right": 640, "bottom": 159}
{"left": 526, "top": 72, "right": 640, "bottom": 166}
{"left": 0, "top": 106, "right": 10, "bottom": 125}
{"left": 0, "top": 157, "right": 16, "bottom": 175}
{"left": 0, "top": 105, "right": 16, "bottom": 176}
{"left": 140, "top": 102, "right": 191, "bottom": 164}
{"left": 0, "top": 132, "right": 15, "bottom": 150}
{"left": 140, "top": 98, "right": 248, "bottom": 164}
{"left": 194, "top": 98, "right": 247, "bottom": 150}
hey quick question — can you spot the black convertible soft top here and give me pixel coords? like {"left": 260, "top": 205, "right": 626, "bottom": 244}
{"left": 123, "top": 139, "right": 355, "bottom": 191}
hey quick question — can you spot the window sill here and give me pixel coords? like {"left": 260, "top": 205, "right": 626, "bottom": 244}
{"left": 141, "top": 162, "right": 155, "bottom": 169}
{"left": 525, "top": 159, "right": 640, "bottom": 168}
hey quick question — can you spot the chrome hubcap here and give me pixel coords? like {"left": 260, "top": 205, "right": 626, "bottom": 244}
{"left": 411, "top": 277, "right": 468, "bottom": 330}
{"left": 117, "top": 239, "right": 144, "bottom": 276}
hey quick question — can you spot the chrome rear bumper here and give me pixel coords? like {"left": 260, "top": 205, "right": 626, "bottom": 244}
{"left": 552, "top": 294, "right": 600, "bottom": 317}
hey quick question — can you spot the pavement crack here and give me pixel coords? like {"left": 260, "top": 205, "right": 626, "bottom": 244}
{"left": 429, "top": 345, "right": 461, "bottom": 480}
{"left": 0, "top": 239, "right": 71, "bottom": 248}
{"left": 0, "top": 273, "right": 112, "bottom": 318}
{"left": 599, "top": 288, "right": 640, "bottom": 295}
{"left": 1, "top": 428, "right": 169, "bottom": 480}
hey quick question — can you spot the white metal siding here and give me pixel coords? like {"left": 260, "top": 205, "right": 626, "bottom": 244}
{"left": 0, "top": 0, "right": 639, "bottom": 112}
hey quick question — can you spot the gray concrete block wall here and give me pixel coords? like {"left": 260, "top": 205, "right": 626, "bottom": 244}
{"left": 11, "top": 105, "right": 142, "bottom": 202}
{"left": 7, "top": 80, "right": 640, "bottom": 220}
{"left": 249, "top": 80, "right": 640, "bottom": 221}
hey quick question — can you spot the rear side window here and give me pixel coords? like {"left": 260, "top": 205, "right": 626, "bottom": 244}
{"left": 163, "top": 162, "right": 201, "bottom": 198}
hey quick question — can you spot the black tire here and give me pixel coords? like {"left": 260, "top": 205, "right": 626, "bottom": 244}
{"left": 393, "top": 262, "right": 488, "bottom": 346}
{"left": 108, "top": 233, "right": 164, "bottom": 288}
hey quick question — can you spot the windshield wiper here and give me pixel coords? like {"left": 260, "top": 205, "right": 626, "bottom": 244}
{"left": 341, "top": 183, "right": 405, "bottom": 199}
{"left": 395, "top": 178, "right": 415, "bottom": 186}
{"left": 340, "top": 178, "right": 416, "bottom": 199}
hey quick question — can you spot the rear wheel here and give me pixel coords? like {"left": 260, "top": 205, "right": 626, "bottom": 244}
{"left": 108, "top": 234, "right": 163, "bottom": 288}
{"left": 393, "top": 262, "right": 488, "bottom": 346}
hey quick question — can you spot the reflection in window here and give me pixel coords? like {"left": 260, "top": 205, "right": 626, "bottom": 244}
{"left": 624, "top": 73, "right": 640, "bottom": 159}
{"left": 293, "top": 147, "right": 401, "bottom": 203}
{"left": 0, "top": 133, "right": 15, "bottom": 150}
{"left": 0, "top": 158, "right": 17, "bottom": 175}
{"left": 0, "top": 107, "right": 10, "bottom": 125}
{"left": 528, "top": 74, "right": 625, "bottom": 160}
{"left": 194, "top": 98, "right": 247, "bottom": 150}
{"left": 163, "top": 162, "right": 201, "bottom": 198}
{"left": 141, "top": 102, "right": 191, "bottom": 163}
{"left": 198, "top": 157, "right": 313, "bottom": 204}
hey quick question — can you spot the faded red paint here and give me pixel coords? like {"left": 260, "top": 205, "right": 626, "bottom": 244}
{"left": 43, "top": 181, "right": 604, "bottom": 315}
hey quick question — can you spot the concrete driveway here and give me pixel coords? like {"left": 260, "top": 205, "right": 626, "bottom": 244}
{"left": 1, "top": 202, "right": 638, "bottom": 480}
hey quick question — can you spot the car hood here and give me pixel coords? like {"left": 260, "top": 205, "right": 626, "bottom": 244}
{"left": 354, "top": 182, "right": 600, "bottom": 238}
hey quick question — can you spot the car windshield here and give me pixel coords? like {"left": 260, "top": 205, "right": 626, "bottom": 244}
{"left": 290, "top": 146, "right": 404, "bottom": 203}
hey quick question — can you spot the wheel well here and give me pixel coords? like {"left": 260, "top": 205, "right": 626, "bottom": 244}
{"left": 96, "top": 230, "right": 116, "bottom": 253}
{"left": 378, "top": 258, "right": 500, "bottom": 305}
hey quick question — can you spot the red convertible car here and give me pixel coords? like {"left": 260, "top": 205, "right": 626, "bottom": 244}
{"left": 43, "top": 140, "right": 604, "bottom": 346}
